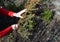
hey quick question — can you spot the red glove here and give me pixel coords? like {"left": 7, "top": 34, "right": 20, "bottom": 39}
{"left": 0, "top": 8, "right": 15, "bottom": 17}
{"left": 0, "top": 24, "right": 18, "bottom": 38}
{"left": 0, "top": 8, "right": 27, "bottom": 18}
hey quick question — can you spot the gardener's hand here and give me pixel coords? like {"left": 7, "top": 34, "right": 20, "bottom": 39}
{"left": 11, "top": 24, "right": 19, "bottom": 30}
{"left": 13, "top": 9, "right": 27, "bottom": 18}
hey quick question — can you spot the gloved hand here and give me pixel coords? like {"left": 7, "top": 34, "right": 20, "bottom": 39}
{"left": 13, "top": 9, "right": 27, "bottom": 18}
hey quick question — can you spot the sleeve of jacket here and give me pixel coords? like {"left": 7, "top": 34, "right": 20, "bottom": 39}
{"left": 0, "top": 26, "right": 13, "bottom": 38}
{"left": 0, "top": 8, "right": 15, "bottom": 17}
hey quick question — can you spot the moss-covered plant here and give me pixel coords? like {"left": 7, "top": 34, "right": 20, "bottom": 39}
{"left": 40, "top": 10, "right": 53, "bottom": 22}
{"left": 17, "top": 0, "right": 38, "bottom": 39}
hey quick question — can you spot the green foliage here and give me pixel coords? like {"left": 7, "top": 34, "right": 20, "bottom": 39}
{"left": 7, "top": 4, "right": 24, "bottom": 12}
{"left": 40, "top": 10, "right": 53, "bottom": 22}
{"left": 25, "top": 0, "right": 38, "bottom": 12}
{"left": 7, "top": 3, "right": 17, "bottom": 12}
{"left": 18, "top": 13, "right": 35, "bottom": 39}
{"left": 17, "top": 0, "right": 38, "bottom": 39}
